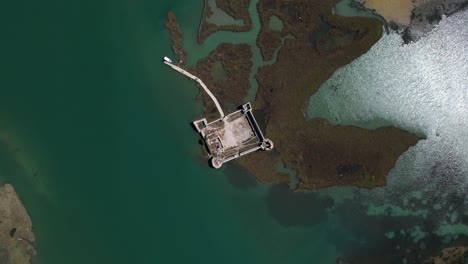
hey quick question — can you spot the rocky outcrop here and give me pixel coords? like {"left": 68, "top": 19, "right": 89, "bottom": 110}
{"left": 0, "top": 184, "right": 36, "bottom": 263}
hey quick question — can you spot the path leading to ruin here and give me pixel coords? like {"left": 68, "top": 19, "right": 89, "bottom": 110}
{"left": 164, "top": 60, "right": 225, "bottom": 118}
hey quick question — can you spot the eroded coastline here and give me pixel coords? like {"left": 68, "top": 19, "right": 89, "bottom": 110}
{"left": 0, "top": 184, "right": 36, "bottom": 263}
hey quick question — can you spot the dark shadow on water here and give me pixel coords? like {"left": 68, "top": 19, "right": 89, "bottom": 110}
{"left": 266, "top": 184, "right": 334, "bottom": 227}
{"left": 223, "top": 161, "right": 258, "bottom": 190}
{"left": 331, "top": 199, "right": 418, "bottom": 263}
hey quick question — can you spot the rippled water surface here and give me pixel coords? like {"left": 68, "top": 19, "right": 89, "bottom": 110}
{"left": 308, "top": 9, "right": 468, "bottom": 251}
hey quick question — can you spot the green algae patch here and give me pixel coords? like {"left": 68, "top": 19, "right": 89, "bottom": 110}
{"left": 435, "top": 224, "right": 468, "bottom": 237}
{"left": 385, "top": 231, "right": 395, "bottom": 239}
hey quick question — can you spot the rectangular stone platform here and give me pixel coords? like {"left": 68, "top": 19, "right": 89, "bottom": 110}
{"left": 193, "top": 102, "right": 273, "bottom": 168}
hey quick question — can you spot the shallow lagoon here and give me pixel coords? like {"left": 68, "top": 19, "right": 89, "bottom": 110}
{"left": 1, "top": 0, "right": 466, "bottom": 263}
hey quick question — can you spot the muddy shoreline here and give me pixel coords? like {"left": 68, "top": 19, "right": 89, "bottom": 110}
{"left": 356, "top": 0, "right": 468, "bottom": 43}
{"left": 165, "top": 12, "right": 187, "bottom": 65}
{"left": 0, "top": 184, "right": 36, "bottom": 263}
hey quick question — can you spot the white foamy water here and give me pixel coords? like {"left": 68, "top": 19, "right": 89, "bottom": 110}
{"left": 309, "top": 10, "right": 468, "bottom": 237}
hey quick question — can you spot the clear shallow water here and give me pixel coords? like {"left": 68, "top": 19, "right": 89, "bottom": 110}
{"left": 181, "top": 0, "right": 285, "bottom": 101}
{"left": 308, "top": 9, "right": 468, "bottom": 245}
{"left": 1, "top": 0, "right": 467, "bottom": 263}
{"left": 1, "top": 0, "right": 339, "bottom": 263}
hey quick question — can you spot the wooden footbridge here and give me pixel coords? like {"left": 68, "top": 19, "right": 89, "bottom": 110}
{"left": 163, "top": 59, "right": 225, "bottom": 119}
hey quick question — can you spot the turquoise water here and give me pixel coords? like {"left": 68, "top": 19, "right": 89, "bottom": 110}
{"left": 1, "top": 0, "right": 338, "bottom": 263}
{"left": 1, "top": 0, "right": 467, "bottom": 263}
{"left": 181, "top": 0, "right": 285, "bottom": 101}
